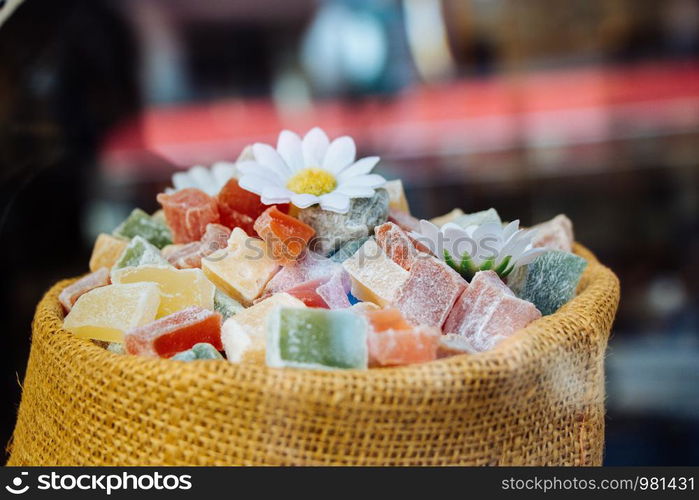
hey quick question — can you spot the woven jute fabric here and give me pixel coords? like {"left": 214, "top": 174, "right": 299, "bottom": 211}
{"left": 7, "top": 244, "right": 619, "bottom": 466}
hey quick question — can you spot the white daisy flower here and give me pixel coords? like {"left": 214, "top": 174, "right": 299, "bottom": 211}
{"left": 167, "top": 161, "right": 238, "bottom": 196}
{"left": 237, "top": 127, "right": 386, "bottom": 214}
{"left": 412, "top": 219, "right": 548, "bottom": 280}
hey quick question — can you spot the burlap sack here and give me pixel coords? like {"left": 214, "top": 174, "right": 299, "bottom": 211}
{"left": 7, "top": 244, "right": 619, "bottom": 466}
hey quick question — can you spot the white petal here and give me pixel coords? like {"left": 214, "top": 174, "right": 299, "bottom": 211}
{"left": 252, "top": 143, "right": 292, "bottom": 177}
{"left": 501, "top": 220, "right": 521, "bottom": 241}
{"left": 187, "top": 165, "right": 217, "bottom": 194}
{"left": 443, "top": 224, "right": 476, "bottom": 264}
{"left": 322, "top": 136, "right": 356, "bottom": 174}
{"left": 291, "top": 193, "right": 320, "bottom": 209}
{"left": 172, "top": 171, "right": 196, "bottom": 191}
{"left": 319, "top": 192, "right": 351, "bottom": 213}
{"left": 211, "top": 161, "right": 237, "bottom": 188}
{"left": 237, "top": 161, "right": 286, "bottom": 185}
{"left": 261, "top": 186, "right": 293, "bottom": 204}
{"left": 337, "top": 173, "right": 385, "bottom": 188}
{"left": 334, "top": 185, "right": 375, "bottom": 198}
{"left": 516, "top": 247, "right": 548, "bottom": 266}
{"left": 239, "top": 174, "right": 273, "bottom": 196}
{"left": 337, "top": 156, "right": 380, "bottom": 183}
{"left": 414, "top": 220, "right": 441, "bottom": 256}
{"left": 302, "top": 127, "right": 330, "bottom": 167}
{"left": 277, "top": 130, "right": 304, "bottom": 172}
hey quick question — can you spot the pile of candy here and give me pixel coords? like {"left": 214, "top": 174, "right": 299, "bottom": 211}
{"left": 62, "top": 128, "right": 587, "bottom": 370}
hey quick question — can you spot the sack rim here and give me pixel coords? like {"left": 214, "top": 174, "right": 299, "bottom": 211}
{"left": 33, "top": 243, "right": 620, "bottom": 388}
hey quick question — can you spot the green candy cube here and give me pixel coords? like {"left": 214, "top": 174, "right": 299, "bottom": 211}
{"left": 507, "top": 250, "right": 587, "bottom": 316}
{"left": 453, "top": 208, "right": 501, "bottom": 229}
{"left": 330, "top": 237, "right": 369, "bottom": 263}
{"left": 171, "top": 343, "right": 224, "bottom": 361}
{"left": 113, "top": 236, "right": 171, "bottom": 270}
{"left": 267, "top": 308, "right": 368, "bottom": 370}
{"left": 113, "top": 208, "right": 172, "bottom": 249}
{"left": 214, "top": 288, "right": 244, "bottom": 320}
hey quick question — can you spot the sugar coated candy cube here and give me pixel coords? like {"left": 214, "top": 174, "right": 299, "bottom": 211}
{"left": 266, "top": 307, "right": 368, "bottom": 370}
{"left": 365, "top": 309, "right": 440, "bottom": 367}
{"left": 383, "top": 179, "right": 410, "bottom": 213}
{"left": 112, "top": 265, "right": 215, "bottom": 318}
{"left": 375, "top": 222, "right": 417, "bottom": 271}
{"left": 342, "top": 238, "right": 409, "bottom": 306}
{"left": 507, "top": 250, "right": 587, "bottom": 315}
{"left": 171, "top": 342, "right": 224, "bottom": 361}
{"left": 222, "top": 293, "right": 306, "bottom": 364}
{"left": 112, "top": 236, "right": 171, "bottom": 270}
{"left": 63, "top": 283, "right": 161, "bottom": 343}
{"left": 263, "top": 250, "right": 339, "bottom": 295}
{"left": 162, "top": 223, "right": 231, "bottom": 269}
{"left": 112, "top": 208, "right": 173, "bottom": 249}
{"left": 286, "top": 279, "right": 330, "bottom": 308}
{"left": 443, "top": 270, "right": 541, "bottom": 352}
{"left": 157, "top": 188, "right": 220, "bottom": 244}
{"left": 125, "top": 306, "right": 222, "bottom": 358}
{"left": 387, "top": 208, "right": 420, "bottom": 233}
{"left": 349, "top": 302, "right": 380, "bottom": 314}
{"left": 392, "top": 254, "right": 467, "bottom": 328}
{"left": 531, "top": 214, "right": 574, "bottom": 252}
{"left": 437, "top": 333, "right": 477, "bottom": 358}
{"left": 286, "top": 270, "right": 351, "bottom": 309}
{"left": 453, "top": 208, "right": 501, "bottom": 230}
{"left": 201, "top": 227, "right": 279, "bottom": 306}
{"left": 253, "top": 206, "right": 315, "bottom": 265}
{"left": 217, "top": 178, "right": 288, "bottom": 236}
{"left": 59, "top": 267, "right": 110, "bottom": 312}
{"left": 430, "top": 208, "right": 464, "bottom": 227}
{"left": 89, "top": 233, "right": 128, "bottom": 272}
{"left": 214, "top": 288, "right": 244, "bottom": 320}
{"left": 298, "top": 188, "right": 389, "bottom": 255}
{"left": 329, "top": 237, "right": 368, "bottom": 263}
{"left": 107, "top": 342, "right": 125, "bottom": 355}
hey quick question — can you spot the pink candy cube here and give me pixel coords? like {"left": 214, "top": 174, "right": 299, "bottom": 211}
{"left": 59, "top": 268, "right": 110, "bottom": 312}
{"left": 443, "top": 270, "right": 541, "bottom": 352}
{"left": 157, "top": 188, "right": 220, "bottom": 244}
{"left": 392, "top": 254, "right": 467, "bottom": 329}
{"left": 374, "top": 222, "right": 417, "bottom": 271}
{"left": 163, "top": 223, "right": 231, "bottom": 269}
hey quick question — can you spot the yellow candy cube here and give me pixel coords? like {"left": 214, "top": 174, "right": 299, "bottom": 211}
{"left": 111, "top": 265, "right": 215, "bottom": 318}
{"left": 430, "top": 208, "right": 464, "bottom": 227}
{"left": 342, "top": 239, "right": 409, "bottom": 306}
{"left": 384, "top": 179, "right": 410, "bottom": 213}
{"left": 201, "top": 228, "right": 279, "bottom": 306}
{"left": 221, "top": 292, "right": 305, "bottom": 364}
{"left": 63, "top": 283, "right": 160, "bottom": 342}
{"left": 89, "top": 233, "right": 128, "bottom": 272}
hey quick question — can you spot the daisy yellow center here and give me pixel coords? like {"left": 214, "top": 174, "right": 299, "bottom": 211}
{"left": 286, "top": 168, "right": 337, "bottom": 196}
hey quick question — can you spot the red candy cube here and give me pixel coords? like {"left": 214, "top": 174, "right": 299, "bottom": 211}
{"left": 286, "top": 278, "right": 330, "bottom": 308}
{"left": 125, "top": 306, "right": 222, "bottom": 358}
{"left": 217, "top": 178, "right": 288, "bottom": 236}
{"left": 254, "top": 206, "right": 316, "bottom": 266}
{"left": 157, "top": 188, "right": 220, "bottom": 244}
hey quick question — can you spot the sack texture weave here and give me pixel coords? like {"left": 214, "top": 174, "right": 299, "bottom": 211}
{"left": 8, "top": 244, "right": 619, "bottom": 466}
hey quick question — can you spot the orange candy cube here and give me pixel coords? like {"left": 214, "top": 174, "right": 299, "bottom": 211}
{"left": 254, "top": 206, "right": 315, "bottom": 265}
{"left": 217, "top": 178, "right": 288, "bottom": 236}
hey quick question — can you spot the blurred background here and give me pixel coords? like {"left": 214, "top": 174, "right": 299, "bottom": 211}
{"left": 1, "top": 0, "right": 698, "bottom": 465}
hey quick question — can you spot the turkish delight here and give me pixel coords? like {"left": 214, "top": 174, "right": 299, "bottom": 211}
{"left": 531, "top": 214, "right": 574, "bottom": 252}
{"left": 201, "top": 227, "right": 279, "bottom": 306}
{"left": 171, "top": 343, "right": 224, "bottom": 361}
{"left": 217, "top": 178, "right": 288, "bottom": 236}
{"left": 125, "top": 306, "right": 222, "bottom": 358}
{"left": 266, "top": 307, "right": 368, "bottom": 370}
{"left": 263, "top": 250, "right": 339, "bottom": 295}
{"left": 112, "top": 236, "right": 171, "bottom": 270}
{"left": 507, "top": 250, "right": 587, "bottom": 315}
{"left": 453, "top": 207, "right": 501, "bottom": 229}
{"left": 374, "top": 221, "right": 417, "bottom": 271}
{"left": 342, "top": 238, "right": 409, "bottom": 306}
{"left": 162, "top": 223, "right": 231, "bottom": 269}
{"left": 387, "top": 208, "right": 420, "bottom": 233}
{"left": 437, "top": 333, "right": 477, "bottom": 358}
{"left": 298, "top": 188, "right": 389, "bottom": 255}
{"left": 329, "top": 237, "right": 369, "bottom": 263}
{"left": 112, "top": 265, "right": 215, "bottom": 318}
{"left": 63, "top": 283, "right": 161, "bottom": 343}
{"left": 59, "top": 267, "right": 110, "bottom": 312}
{"left": 214, "top": 288, "right": 244, "bottom": 320}
{"left": 443, "top": 271, "right": 541, "bottom": 352}
{"left": 383, "top": 179, "right": 410, "bottom": 213}
{"left": 89, "top": 234, "right": 128, "bottom": 272}
{"left": 392, "top": 254, "right": 467, "bottom": 328}
{"left": 254, "top": 206, "right": 315, "bottom": 265}
{"left": 157, "top": 188, "right": 220, "bottom": 244}
{"left": 112, "top": 208, "right": 173, "bottom": 249}
{"left": 430, "top": 208, "right": 464, "bottom": 227}
{"left": 221, "top": 293, "right": 305, "bottom": 364}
